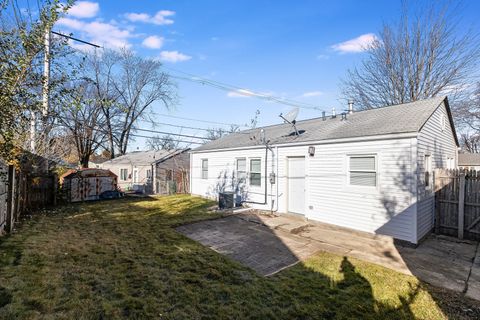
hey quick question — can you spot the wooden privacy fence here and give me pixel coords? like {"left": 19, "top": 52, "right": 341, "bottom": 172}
{"left": 0, "top": 162, "right": 56, "bottom": 235}
{"left": 435, "top": 169, "right": 480, "bottom": 240}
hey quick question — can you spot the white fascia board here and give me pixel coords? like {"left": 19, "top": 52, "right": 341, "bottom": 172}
{"left": 191, "top": 132, "right": 418, "bottom": 154}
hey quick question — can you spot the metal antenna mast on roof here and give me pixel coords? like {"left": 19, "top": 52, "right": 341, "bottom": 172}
{"left": 279, "top": 107, "right": 299, "bottom": 136}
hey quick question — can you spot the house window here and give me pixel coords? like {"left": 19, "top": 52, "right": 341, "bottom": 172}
{"left": 166, "top": 169, "right": 173, "bottom": 181}
{"left": 447, "top": 157, "right": 454, "bottom": 169}
{"left": 146, "top": 169, "right": 152, "bottom": 179}
{"left": 349, "top": 155, "right": 377, "bottom": 187}
{"left": 250, "top": 159, "right": 261, "bottom": 186}
{"left": 425, "top": 155, "right": 432, "bottom": 187}
{"left": 236, "top": 158, "right": 246, "bottom": 183}
{"left": 120, "top": 169, "right": 128, "bottom": 181}
{"left": 201, "top": 159, "right": 208, "bottom": 179}
{"left": 440, "top": 114, "right": 446, "bottom": 132}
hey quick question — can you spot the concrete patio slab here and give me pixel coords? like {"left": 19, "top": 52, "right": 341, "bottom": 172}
{"left": 467, "top": 248, "right": 480, "bottom": 300}
{"left": 177, "top": 211, "right": 480, "bottom": 300}
{"left": 176, "top": 215, "right": 324, "bottom": 276}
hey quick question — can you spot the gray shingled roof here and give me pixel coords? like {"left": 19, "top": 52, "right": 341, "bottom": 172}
{"left": 459, "top": 153, "right": 480, "bottom": 166}
{"left": 194, "top": 96, "right": 451, "bottom": 152}
{"left": 102, "top": 149, "right": 184, "bottom": 166}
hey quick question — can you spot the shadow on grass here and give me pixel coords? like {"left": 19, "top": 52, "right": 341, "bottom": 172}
{"left": 0, "top": 195, "right": 477, "bottom": 319}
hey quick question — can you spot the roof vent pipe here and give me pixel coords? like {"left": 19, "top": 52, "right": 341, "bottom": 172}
{"left": 348, "top": 100, "right": 354, "bottom": 114}
{"left": 331, "top": 107, "right": 336, "bottom": 118}
{"left": 322, "top": 111, "right": 326, "bottom": 121}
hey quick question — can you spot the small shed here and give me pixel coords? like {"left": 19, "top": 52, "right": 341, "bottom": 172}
{"left": 61, "top": 168, "right": 118, "bottom": 202}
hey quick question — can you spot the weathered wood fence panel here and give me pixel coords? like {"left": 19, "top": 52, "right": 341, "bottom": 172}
{"left": 0, "top": 163, "right": 8, "bottom": 232}
{"left": 0, "top": 163, "right": 56, "bottom": 235}
{"left": 435, "top": 169, "right": 480, "bottom": 240}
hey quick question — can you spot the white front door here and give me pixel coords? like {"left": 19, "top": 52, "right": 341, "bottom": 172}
{"left": 287, "top": 157, "right": 305, "bottom": 214}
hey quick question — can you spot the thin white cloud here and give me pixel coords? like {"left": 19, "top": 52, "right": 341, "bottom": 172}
{"left": 125, "top": 10, "right": 175, "bottom": 25}
{"left": 142, "top": 35, "right": 164, "bottom": 49}
{"left": 331, "top": 33, "right": 377, "bottom": 53}
{"left": 227, "top": 89, "right": 255, "bottom": 98}
{"left": 302, "top": 91, "right": 323, "bottom": 97}
{"left": 56, "top": 17, "right": 132, "bottom": 49}
{"left": 67, "top": 1, "right": 99, "bottom": 18}
{"left": 158, "top": 51, "right": 191, "bottom": 63}
{"left": 316, "top": 54, "right": 329, "bottom": 60}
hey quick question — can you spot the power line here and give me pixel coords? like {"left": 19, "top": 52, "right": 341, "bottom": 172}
{"left": 52, "top": 31, "right": 101, "bottom": 48}
{"left": 164, "top": 66, "right": 329, "bottom": 111}
{"left": 137, "top": 119, "right": 226, "bottom": 132}
{"left": 149, "top": 111, "right": 249, "bottom": 127}
{"left": 133, "top": 127, "right": 212, "bottom": 140}
{"left": 53, "top": 115, "right": 206, "bottom": 145}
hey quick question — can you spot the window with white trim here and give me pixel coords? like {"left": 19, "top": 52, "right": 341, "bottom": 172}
{"left": 349, "top": 155, "right": 377, "bottom": 187}
{"left": 120, "top": 169, "right": 128, "bottom": 181}
{"left": 236, "top": 158, "right": 246, "bottom": 183}
{"left": 201, "top": 159, "right": 208, "bottom": 179}
{"left": 249, "top": 159, "right": 261, "bottom": 186}
{"left": 440, "top": 114, "right": 446, "bottom": 132}
{"left": 446, "top": 157, "right": 454, "bottom": 169}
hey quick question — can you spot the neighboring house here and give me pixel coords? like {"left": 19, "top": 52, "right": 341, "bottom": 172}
{"left": 458, "top": 153, "right": 480, "bottom": 170}
{"left": 100, "top": 149, "right": 190, "bottom": 194}
{"left": 190, "top": 96, "right": 458, "bottom": 245}
{"left": 155, "top": 149, "right": 190, "bottom": 195}
{"left": 88, "top": 158, "right": 108, "bottom": 169}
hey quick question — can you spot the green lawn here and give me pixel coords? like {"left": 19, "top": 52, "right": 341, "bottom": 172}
{"left": 0, "top": 195, "right": 479, "bottom": 319}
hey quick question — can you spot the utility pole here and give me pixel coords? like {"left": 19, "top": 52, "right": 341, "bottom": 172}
{"left": 42, "top": 27, "right": 50, "bottom": 127}
{"left": 29, "top": 29, "right": 100, "bottom": 154}
{"left": 29, "top": 26, "right": 50, "bottom": 155}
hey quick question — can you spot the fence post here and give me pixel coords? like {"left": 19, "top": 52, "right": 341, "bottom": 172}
{"left": 434, "top": 169, "right": 440, "bottom": 234}
{"left": 5, "top": 165, "right": 15, "bottom": 233}
{"left": 458, "top": 172, "right": 466, "bottom": 240}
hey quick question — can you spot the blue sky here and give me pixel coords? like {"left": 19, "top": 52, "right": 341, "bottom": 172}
{"left": 55, "top": 0, "right": 480, "bottom": 150}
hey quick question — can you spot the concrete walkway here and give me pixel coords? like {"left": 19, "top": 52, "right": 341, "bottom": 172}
{"left": 177, "top": 211, "right": 480, "bottom": 300}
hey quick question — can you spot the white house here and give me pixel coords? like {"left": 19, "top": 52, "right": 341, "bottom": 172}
{"left": 190, "top": 96, "right": 458, "bottom": 245}
{"left": 100, "top": 149, "right": 190, "bottom": 194}
{"left": 458, "top": 153, "right": 480, "bottom": 170}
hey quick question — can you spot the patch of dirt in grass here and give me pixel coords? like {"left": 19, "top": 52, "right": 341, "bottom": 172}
{"left": 0, "top": 287, "right": 12, "bottom": 308}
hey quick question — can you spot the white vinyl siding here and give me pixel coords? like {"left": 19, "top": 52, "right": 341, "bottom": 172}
{"left": 349, "top": 155, "right": 377, "bottom": 187}
{"left": 417, "top": 102, "right": 458, "bottom": 241}
{"left": 249, "top": 159, "right": 261, "bottom": 186}
{"left": 191, "top": 136, "right": 417, "bottom": 243}
{"left": 201, "top": 159, "right": 208, "bottom": 179}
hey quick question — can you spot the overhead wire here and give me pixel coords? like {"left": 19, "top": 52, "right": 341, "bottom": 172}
{"left": 163, "top": 66, "right": 329, "bottom": 111}
{"left": 53, "top": 115, "right": 205, "bottom": 145}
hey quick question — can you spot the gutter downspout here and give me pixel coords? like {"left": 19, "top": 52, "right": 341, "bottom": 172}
{"left": 271, "top": 145, "right": 280, "bottom": 212}
{"left": 242, "top": 146, "right": 269, "bottom": 206}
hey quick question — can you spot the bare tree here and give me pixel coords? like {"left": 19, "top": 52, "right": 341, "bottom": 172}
{"left": 460, "top": 133, "right": 480, "bottom": 153}
{"left": 205, "top": 125, "right": 240, "bottom": 142}
{"left": 455, "top": 82, "right": 480, "bottom": 150}
{"left": 146, "top": 134, "right": 177, "bottom": 151}
{"left": 57, "top": 81, "right": 106, "bottom": 168}
{"left": 111, "top": 49, "right": 176, "bottom": 156}
{"left": 87, "top": 50, "right": 122, "bottom": 159}
{"left": 80, "top": 49, "right": 176, "bottom": 158}
{"left": 342, "top": 2, "right": 480, "bottom": 110}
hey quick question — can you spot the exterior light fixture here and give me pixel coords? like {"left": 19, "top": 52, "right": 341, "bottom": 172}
{"left": 308, "top": 146, "right": 315, "bottom": 156}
